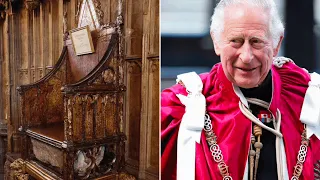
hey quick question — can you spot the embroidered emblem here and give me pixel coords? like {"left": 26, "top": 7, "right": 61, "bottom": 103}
{"left": 257, "top": 110, "right": 272, "bottom": 123}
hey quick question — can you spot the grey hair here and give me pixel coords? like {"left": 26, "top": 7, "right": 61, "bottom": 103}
{"left": 210, "top": 0, "right": 284, "bottom": 47}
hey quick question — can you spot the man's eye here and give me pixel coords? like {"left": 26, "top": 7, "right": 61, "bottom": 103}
{"left": 251, "top": 39, "right": 262, "bottom": 44}
{"left": 231, "top": 39, "right": 242, "bottom": 43}
{"left": 251, "top": 39, "right": 265, "bottom": 48}
{"left": 230, "top": 39, "right": 243, "bottom": 47}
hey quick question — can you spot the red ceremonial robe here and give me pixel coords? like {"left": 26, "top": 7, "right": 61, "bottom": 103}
{"left": 161, "top": 62, "right": 320, "bottom": 180}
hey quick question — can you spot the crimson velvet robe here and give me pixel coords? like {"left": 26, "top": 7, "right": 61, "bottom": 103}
{"left": 161, "top": 62, "right": 320, "bottom": 180}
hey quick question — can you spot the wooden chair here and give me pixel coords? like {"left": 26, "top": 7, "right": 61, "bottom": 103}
{"left": 16, "top": 20, "right": 129, "bottom": 179}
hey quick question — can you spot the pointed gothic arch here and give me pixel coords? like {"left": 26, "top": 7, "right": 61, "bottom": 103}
{"left": 77, "top": 0, "right": 103, "bottom": 30}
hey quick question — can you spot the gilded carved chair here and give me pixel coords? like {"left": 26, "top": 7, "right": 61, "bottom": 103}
{"left": 16, "top": 1, "right": 132, "bottom": 179}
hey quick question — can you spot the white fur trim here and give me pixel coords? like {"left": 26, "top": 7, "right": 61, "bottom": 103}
{"left": 273, "top": 57, "right": 294, "bottom": 68}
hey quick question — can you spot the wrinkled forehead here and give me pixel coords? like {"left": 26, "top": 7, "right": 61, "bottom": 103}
{"left": 224, "top": 4, "right": 270, "bottom": 27}
{"left": 221, "top": 4, "right": 271, "bottom": 37}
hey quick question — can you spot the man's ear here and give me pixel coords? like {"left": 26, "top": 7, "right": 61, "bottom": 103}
{"left": 211, "top": 32, "right": 221, "bottom": 56}
{"left": 273, "top": 35, "right": 284, "bottom": 57}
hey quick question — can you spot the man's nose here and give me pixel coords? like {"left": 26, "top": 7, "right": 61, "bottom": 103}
{"left": 239, "top": 42, "right": 253, "bottom": 63}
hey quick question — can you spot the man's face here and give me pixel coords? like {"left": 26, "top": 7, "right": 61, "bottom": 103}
{"left": 212, "top": 5, "right": 282, "bottom": 89}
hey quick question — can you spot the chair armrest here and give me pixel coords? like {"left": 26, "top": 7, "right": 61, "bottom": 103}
{"left": 17, "top": 47, "right": 68, "bottom": 127}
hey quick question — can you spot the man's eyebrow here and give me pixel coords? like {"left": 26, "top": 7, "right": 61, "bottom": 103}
{"left": 226, "top": 34, "right": 245, "bottom": 39}
{"left": 249, "top": 36, "right": 268, "bottom": 41}
{"left": 227, "top": 34, "right": 267, "bottom": 40}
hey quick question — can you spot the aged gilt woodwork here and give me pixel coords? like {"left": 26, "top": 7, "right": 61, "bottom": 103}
{"left": 2, "top": 0, "right": 159, "bottom": 179}
{"left": 9, "top": 159, "right": 29, "bottom": 180}
{"left": 17, "top": 28, "right": 127, "bottom": 179}
{"left": 25, "top": 0, "right": 40, "bottom": 11}
{"left": 14, "top": 0, "right": 131, "bottom": 179}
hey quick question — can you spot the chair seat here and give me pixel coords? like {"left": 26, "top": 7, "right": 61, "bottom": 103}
{"left": 28, "top": 122, "right": 64, "bottom": 142}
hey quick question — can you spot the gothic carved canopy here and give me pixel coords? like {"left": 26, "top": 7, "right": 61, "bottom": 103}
{"left": 24, "top": 0, "right": 40, "bottom": 11}
{"left": 76, "top": 0, "right": 104, "bottom": 30}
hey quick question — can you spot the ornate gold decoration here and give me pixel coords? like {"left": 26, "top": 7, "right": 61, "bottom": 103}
{"left": 204, "top": 109, "right": 310, "bottom": 180}
{"left": 204, "top": 114, "right": 232, "bottom": 180}
{"left": 116, "top": 0, "right": 123, "bottom": 26}
{"left": 118, "top": 93, "right": 124, "bottom": 132}
{"left": 119, "top": 172, "right": 136, "bottom": 180}
{"left": 64, "top": 97, "right": 70, "bottom": 141}
{"left": 291, "top": 127, "right": 309, "bottom": 180}
{"left": 116, "top": 0, "right": 124, "bottom": 58}
{"left": 92, "top": 0, "right": 103, "bottom": 24}
{"left": 9, "top": 159, "right": 29, "bottom": 180}
{"left": 92, "top": 68, "right": 115, "bottom": 85}
{"left": 102, "top": 69, "right": 115, "bottom": 84}
{"left": 67, "top": 97, "right": 72, "bottom": 137}
{"left": 63, "top": 11, "right": 68, "bottom": 40}
{"left": 25, "top": 0, "right": 40, "bottom": 11}
{"left": 75, "top": 1, "right": 81, "bottom": 24}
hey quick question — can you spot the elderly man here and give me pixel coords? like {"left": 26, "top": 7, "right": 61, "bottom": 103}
{"left": 161, "top": 0, "right": 320, "bottom": 180}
